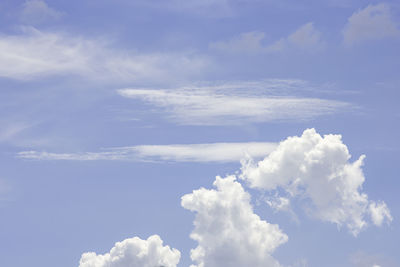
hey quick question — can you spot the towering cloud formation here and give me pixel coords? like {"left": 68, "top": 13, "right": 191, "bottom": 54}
{"left": 79, "top": 235, "right": 180, "bottom": 267}
{"left": 181, "top": 175, "right": 288, "bottom": 267}
{"left": 241, "top": 128, "right": 392, "bottom": 236}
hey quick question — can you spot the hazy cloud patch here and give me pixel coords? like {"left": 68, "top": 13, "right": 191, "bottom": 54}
{"left": 210, "top": 22, "right": 323, "bottom": 54}
{"left": 20, "top": 0, "right": 63, "bottom": 25}
{"left": 343, "top": 4, "right": 399, "bottom": 45}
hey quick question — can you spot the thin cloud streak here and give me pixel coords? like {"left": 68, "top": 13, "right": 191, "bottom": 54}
{"left": 17, "top": 142, "right": 277, "bottom": 163}
{"left": 118, "top": 80, "right": 352, "bottom": 125}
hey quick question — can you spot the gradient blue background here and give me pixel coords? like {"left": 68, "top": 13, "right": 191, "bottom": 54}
{"left": 0, "top": 1, "right": 399, "bottom": 266}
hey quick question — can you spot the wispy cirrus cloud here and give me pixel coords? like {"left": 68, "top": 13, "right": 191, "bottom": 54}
{"left": 17, "top": 142, "right": 277, "bottom": 163}
{"left": 117, "top": 80, "right": 351, "bottom": 125}
{"left": 0, "top": 27, "right": 210, "bottom": 82}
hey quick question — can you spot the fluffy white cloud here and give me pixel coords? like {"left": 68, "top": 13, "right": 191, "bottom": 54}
{"left": 0, "top": 27, "right": 209, "bottom": 82}
{"left": 369, "top": 200, "right": 393, "bottom": 226}
{"left": 343, "top": 4, "right": 399, "bottom": 45}
{"left": 181, "top": 175, "right": 288, "bottom": 267}
{"left": 79, "top": 235, "right": 180, "bottom": 267}
{"left": 210, "top": 22, "right": 322, "bottom": 54}
{"left": 20, "top": 0, "right": 63, "bottom": 24}
{"left": 241, "top": 128, "right": 392, "bottom": 236}
{"left": 118, "top": 80, "right": 349, "bottom": 125}
{"left": 17, "top": 142, "right": 277, "bottom": 163}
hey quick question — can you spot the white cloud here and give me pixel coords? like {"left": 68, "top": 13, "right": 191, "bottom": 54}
{"left": 210, "top": 23, "right": 322, "bottom": 54}
{"left": 20, "top": 0, "right": 63, "bottom": 25}
{"left": 181, "top": 175, "right": 288, "bottom": 267}
{"left": 369, "top": 200, "right": 393, "bottom": 226}
{"left": 0, "top": 27, "right": 210, "bottom": 82}
{"left": 241, "top": 128, "right": 392, "bottom": 236}
{"left": 17, "top": 142, "right": 277, "bottom": 163}
{"left": 117, "top": 80, "right": 350, "bottom": 125}
{"left": 79, "top": 235, "right": 180, "bottom": 267}
{"left": 265, "top": 196, "right": 291, "bottom": 213}
{"left": 343, "top": 4, "right": 399, "bottom": 45}
{"left": 132, "top": 142, "right": 277, "bottom": 162}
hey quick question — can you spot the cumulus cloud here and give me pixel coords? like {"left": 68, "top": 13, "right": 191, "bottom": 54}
{"left": 343, "top": 4, "right": 399, "bottom": 45}
{"left": 241, "top": 128, "right": 392, "bottom": 236}
{"left": 118, "top": 80, "right": 350, "bottom": 125}
{"left": 181, "top": 175, "right": 288, "bottom": 267}
{"left": 210, "top": 22, "right": 322, "bottom": 54}
{"left": 79, "top": 235, "right": 180, "bottom": 267}
{"left": 0, "top": 27, "right": 209, "bottom": 82}
{"left": 17, "top": 142, "right": 277, "bottom": 163}
{"left": 20, "top": 0, "right": 63, "bottom": 25}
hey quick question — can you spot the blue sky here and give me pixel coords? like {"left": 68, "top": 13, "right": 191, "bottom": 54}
{"left": 0, "top": 1, "right": 399, "bottom": 266}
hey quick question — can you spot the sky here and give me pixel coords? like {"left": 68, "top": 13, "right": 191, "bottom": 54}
{"left": 0, "top": 0, "right": 399, "bottom": 266}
